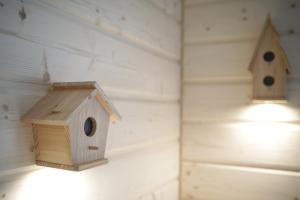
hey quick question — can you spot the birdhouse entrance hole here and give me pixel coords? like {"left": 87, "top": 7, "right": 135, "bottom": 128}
{"left": 263, "top": 51, "right": 275, "bottom": 62}
{"left": 84, "top": 117, "right": 97, "bottom": 137}
{"left": 263, "top": 75, "right": 275, "bottom": 87}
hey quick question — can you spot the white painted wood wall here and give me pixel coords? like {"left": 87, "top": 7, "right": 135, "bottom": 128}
{"left": 182, "top": 0, "right": 300, "bottom": 199}
{"left": 0, "top": 0, "right": 181, "bottom": 200}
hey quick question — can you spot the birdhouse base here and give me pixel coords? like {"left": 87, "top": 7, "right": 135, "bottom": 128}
{"left": 252, "top": 98, "right": 287, "bottom": 104}
{"left": 36, "top": 159, "right": 108, "bottom": 171}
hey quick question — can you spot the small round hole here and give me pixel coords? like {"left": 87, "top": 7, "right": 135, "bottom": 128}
{"left": 84, "top": 117, "right": 96, "bottom": 137}
{"left": 263, "top": 51, "right": 275, "bottom": 62}
{"left": 263, "top": 76, "right": 275, "bottom": 87}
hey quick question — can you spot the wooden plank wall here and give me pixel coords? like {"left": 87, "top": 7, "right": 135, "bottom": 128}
{"left": 0, "top": 0, "right": 181, "bottom": 200}
{"left": 182, "top": 0, "right": 300, "bottom": 199}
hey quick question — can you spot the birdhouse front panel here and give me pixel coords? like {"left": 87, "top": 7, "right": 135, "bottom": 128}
{"left": 249, "top": 15, "right": 290, "bottom": 102}
{"left": 252, "top": 39, "right": 287, "bottom": 100}
{"left": 68, "top": 95, "right": 110, "bottom": 165}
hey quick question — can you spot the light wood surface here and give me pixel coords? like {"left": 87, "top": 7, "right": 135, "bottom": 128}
{"left": 249, "top": 15, "right": 290, "bottom": 101}
{"left": 33, "top": 124, "right": 73, "bottom": 166}
{"left": 182, "top": 0, "right": 300, "bottom": 199}
{"left": 185, "top": 0, "right": 300, "bottom": 44}
{"left": 22, "top": 81, "right": 121, "bottom": 124}
{"left": 184, "top": 36, "right": 300, "bottom": 82}
{"left": 0, "top": 0, "right": 181, "bottom": 101}
{"left": 182, "top": 163, "right": 300, "bottom": 200}
{"left": 183, "top": 122, "right": 300, "bottom": 171}
{"left": 0, "top": 142, "right": 179, "bottom": 200}
{"left": 36, "top": 158, "right": 108, "bottom": 171}
{"left": 0, "top": 0, "right": 181, "bottom": 199}
{"left": 21, "top": 81, "right": 122, "bottom": 170}
{"left": 52, "top": 81, "right": 121, "bottom": 121}
{"left": 22, "top": 89, "right": 94, "bottom": 124}
{"left": 68, "top": 97, "right": 110, "bottom": 165}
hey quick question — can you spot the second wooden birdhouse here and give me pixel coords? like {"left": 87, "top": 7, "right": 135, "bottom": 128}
{"left": 22, "top": 81, "right": 121, "bottom": 171}
{"left": 249, "top": 15, "right": 291, "bottom": 102}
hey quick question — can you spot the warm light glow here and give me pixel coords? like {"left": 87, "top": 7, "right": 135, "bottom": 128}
{"left": 230, "top": 122, "right": 299, "bottom": 149}
{"left": 234, "top": 103, "right": 299, "bottom": 152}
{"left": 15, "top": 168, "right": 90, "bottom": 200}
{"left": 240, "top": 103, "right": 298, "bottom": 122}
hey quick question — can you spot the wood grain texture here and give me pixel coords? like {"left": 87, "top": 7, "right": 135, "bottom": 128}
{"left": 0, "top": 0, "right": 181, "bottom": 198}
{"left": 185, "top": 0, "right": 300, "bottom": 43}
{"left": 183, "top": 122, "right": 300, "bottom": 171}
{"left": 0, "top": 80, "right": 180, "bottom": 168}
{"left": 184, "top": 39, "right": 254, "bottom": 80}
{"left": 0, "top": 142, "right": 179, "bottom": 200}
{"left": 249, "top": 15, "right": 290, "bottom": 101}
{"left": 22, "top": 89, "right": 94, "bottom": 124}
{"left": 183, "top": 82, "right": 251, "bottom": 122}
{"left": 33, "top": 124, "right": 72, "bottom": 165}
{"left": 36, "top": 158, "right": 108, "bottom": 171}
{"left": 52, "top": 81, "right": 122, "bottom": 121}
{"left": 184, "top": 35, "right": 300, "bottom": 82}
{"left": 23, "top": 81, "right": 121, "bottom": 123}
{"left": 37, "top": 0, "right": 181, "bottom": 60}
{"left": 107, "top": 100, "right": 180, "bottom": 152}
{"left": 183, "top": 81, "right": 300, "bottom": 122}
{"left": 182, "top": 163, "right": 300, "bottom": 200}
{"left": 0, "top": 33, "right": 180, "bottom": 101}
{"left": 0, "top": 0, "right": 180, "bottom": 61}
{"left": 182, "top": 0, "right": 300, "bottom": 199}
{"left": 68, "top": 97, "right": 110, "bottom": 164}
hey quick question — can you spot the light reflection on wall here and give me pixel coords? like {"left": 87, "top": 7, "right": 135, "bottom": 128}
{"left": 230, "top": 122, "right": 299, "bottom": 149}
{"left": 15, "top": 168, "right": 89, "bottom": 200}
{"left": 233, "top": 103, "right": 299, "bottom": 152}
{"left": 240, "top": 103, "right": 298, "bottom": 122}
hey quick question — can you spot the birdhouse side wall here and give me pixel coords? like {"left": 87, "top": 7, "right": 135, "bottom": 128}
{"left": 33, "top": 124, "right": 73, "bottom": 166}
{"left": 68, "top": 97, "right": 110, "bottom": 165}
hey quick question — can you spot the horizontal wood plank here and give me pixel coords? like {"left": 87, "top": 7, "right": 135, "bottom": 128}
{"left": 183, "top": 122, "right": 300, "bottom": 171}
{"left": 182, "top": 0, "right": 300, "bottom": 199}
{"left": 184, "top": 35, "right": 300, "bottom": 80}
{"left": 0, "top": 0, "right": 180, "bottom": 61}
{"left": 182, "top": 163, "right": 300, "bottom": 200}
{"left": 183, "top": 82, "right": 251, "bottom": 121}
{"left": 39, "top": 0, "right": 181, "bottom": 58}
{"left": 0, "top": 33, "right": 180, "bottom": 101}
{"left": 185, "top": 0, "right": 300, "bottom": 43}
{"left": 183, "top": 81, "right": 300, "bottom": 122}
{"left": 0, "top": 142, "right": 179, "bottom": 200}
{"left": 108, "top": 100, "right": 180, "bottom": 151}
{"left": 184, "top": 39, "right": 254, "bottom": 79}
{"left": 0, "top": 0, "right": 180, "bottom": 199}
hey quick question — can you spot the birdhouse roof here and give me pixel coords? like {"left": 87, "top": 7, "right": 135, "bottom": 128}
{"left": 248, "top": 14, "right": 290, "bottom": 73}
{"left": 22, "top": 81, "right": 121, "bottom": 125}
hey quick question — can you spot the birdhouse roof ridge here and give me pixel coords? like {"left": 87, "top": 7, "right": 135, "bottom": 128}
{"left": 22, "top": 81, "right": 121, "bottom": 125}
{"left": 248, "top": 14, "right": 291, "bottom": 73}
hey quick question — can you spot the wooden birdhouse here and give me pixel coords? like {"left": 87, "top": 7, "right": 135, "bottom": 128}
{"left": 22, "top": 82, "right": 121, "bottom": 171}
{"left": 249, "top": 15, "right": 291, "bottom": 103}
